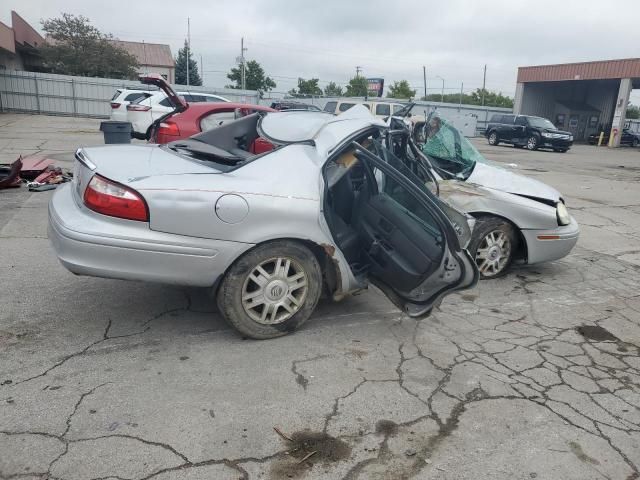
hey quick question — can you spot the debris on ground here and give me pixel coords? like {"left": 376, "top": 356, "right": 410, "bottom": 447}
{"left": 1, "top": 156, "right": 72, "bottom": 192}
{"left": 0, "top": 158, "right": 23, "bottom": 189}
{"left": 20, "top": 157, "right": 55, "bottom": 180}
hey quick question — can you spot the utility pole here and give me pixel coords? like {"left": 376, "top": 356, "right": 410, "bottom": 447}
{"left": 355, "top": 66, "right": 362, "bottom": 77}
{"left": 240, "top": 37, "right": 247, "bottom": 91}
{"left": 481, "top": 64, "right": 487, "bottom": 106}
{"left": 459, "top": 81, "right": 463, "bottom": 109}
{"left": 423, "top": 66, "right": 427, "bottom": 100}
{"left": 482, "top": 64, "right": 488, "bottom": 124}
{"left": 200, "top": 54, "right": 204, "bottom": 84}
{"left": 186, "top": 18, "right": 191, "bottom": 86}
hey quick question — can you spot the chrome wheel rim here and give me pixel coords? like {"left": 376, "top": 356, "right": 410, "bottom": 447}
{"left": 489, "top": 133, "right": 497, "bottom": 144}
{"left": 241, "top": 256, "right": 308, "bottom": 325}
{"left": 475, "top": 230, "right": 512, "bottom": 277}
{"left": 527, "top": 137, "right": 536, "bottom": 149}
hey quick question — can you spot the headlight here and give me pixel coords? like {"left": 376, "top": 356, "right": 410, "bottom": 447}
{"left": 569, "top": 135, "right": 574, "bottom": 141}
{"left": 557, "top": 201, "right": 571, "bottom": 226}
{"left": 541, "top": 132, "right": 552, "bottom": 138}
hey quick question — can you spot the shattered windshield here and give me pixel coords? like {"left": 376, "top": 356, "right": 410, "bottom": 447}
{"left": 421, "top": 114, "right": 486, "bottom": 180}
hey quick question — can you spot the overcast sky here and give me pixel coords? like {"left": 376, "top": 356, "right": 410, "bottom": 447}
{"left": 4, "top": 0, "right": 640, "bottom": 101}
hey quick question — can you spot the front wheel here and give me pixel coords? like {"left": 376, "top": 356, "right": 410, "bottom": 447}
{"left": 488, "top": 132, "right": 499, "bottom": 146}
{"left": 217, "top": 241, "right": 322, "bottom": 339}
{"left": 468, "top": 217, "right": 518, "bottom": 279}
{"left": 526, "top": 136, "right": 539, "bottom": 150}
{"left": 633, "top": 138, "right": 639, "bottom": 148}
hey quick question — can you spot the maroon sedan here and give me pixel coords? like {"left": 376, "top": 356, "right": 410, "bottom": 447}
{"left": 140, "top": 74, "right": 276, "bottom": 153}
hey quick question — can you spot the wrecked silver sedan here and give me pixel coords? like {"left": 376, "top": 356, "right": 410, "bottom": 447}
{"left": 410, "top": 114, "right": 580, "bottom": 278}
{"left": 48, "top": 102, "right": 478, "bottom": 339}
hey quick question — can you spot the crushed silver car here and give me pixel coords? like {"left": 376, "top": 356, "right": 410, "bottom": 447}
{"left": 48, "top": 84, "right": 478, "bottom": 339}
{"left": 408, "top": 113, "right": 579, "bottom": 278}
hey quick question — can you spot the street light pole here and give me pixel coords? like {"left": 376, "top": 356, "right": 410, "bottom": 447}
{"left": 423, "top": 66, "right": 427, "bottom": 100}
{"left": 186, "top": 17, "right": 190, "bottom": 86}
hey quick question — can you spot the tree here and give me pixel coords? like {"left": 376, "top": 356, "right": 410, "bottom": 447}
{"left": 324, "top": 82, "right": 343, "bottom": 97}
{"left": 420, "top": 88, "right": 514, "bottom": 108}
{"left": 175, "top": 40, "right": 202, "bottom": 86}
{"left": 626, "top": 103, "right": 640, "bottom": 120}
{"left": 38, "top": 13, "right": 139, "bottom": 79}
{"left": 226, "top": 60, "right": 276, "bottom": 97}
{"left": 288, "top": 77, "right": 322, "bottom": 96}
{"left": 387, "top": 80, "right": 416, "bottom": 99}
{"left": 345, "top": 76, "right": 368, "bottom": 97}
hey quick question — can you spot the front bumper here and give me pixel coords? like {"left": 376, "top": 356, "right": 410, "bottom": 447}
{"left": 539, "top": 137, "right": 573, "bottom": 150}
{"left": 48, "top": 184, "right": 252, "bottom": 287}
{"left": 520, "top": 216, "right": 579, "bottom": 264}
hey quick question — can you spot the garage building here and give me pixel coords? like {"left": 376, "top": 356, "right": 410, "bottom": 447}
{"left": 513, "top": 58, "right": 640, "bottom": 146}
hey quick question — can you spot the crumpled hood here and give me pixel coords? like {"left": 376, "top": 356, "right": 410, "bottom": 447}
{"left": 81, "top": 144, "right": 217, "bottom": 185}
{"left": 467, "top": 161, "right": 561, "bottom": 203}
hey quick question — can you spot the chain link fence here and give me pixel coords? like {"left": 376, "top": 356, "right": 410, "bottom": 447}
{"left": 0, "top": 70, "right": 260, "bottom": 119}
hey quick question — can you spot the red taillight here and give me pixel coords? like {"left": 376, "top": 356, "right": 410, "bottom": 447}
{"left": 110, "top": 102, "right": 121, "bottom": 109}
{"left": 83, "top": 175, "right": 149, "bottom": 222}
{"left": 158, "top": 121, "right": 180, "bottom": 137}
{"left": 127, "top": 104, "right": 151, "bottom": 112}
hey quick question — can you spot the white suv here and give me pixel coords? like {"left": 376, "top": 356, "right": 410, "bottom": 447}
{"left": 127, "top": 91, "right": 230, "bottom": 139}
{"left": 109, "top": 89, "right": 153, "bottom": 121}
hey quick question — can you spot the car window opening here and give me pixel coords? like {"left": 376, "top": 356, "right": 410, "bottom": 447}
{"left": 322, "top": 131, "right": 446, "bottom": 291}
{"left": 166, "top": 112, "right": 269, "bottom": 170}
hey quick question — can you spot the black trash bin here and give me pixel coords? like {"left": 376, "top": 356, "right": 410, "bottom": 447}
{"left": 100, "top": 121, "right": 132, "bottom": 144}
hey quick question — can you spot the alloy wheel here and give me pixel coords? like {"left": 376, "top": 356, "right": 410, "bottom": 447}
{"left": 527, "top": 137, "right": 537, "bottom": 150}
{"left": 475, "top": 230, "right": 512, "bottom": 277}
{"left": 241, "top": 256, "right": 308, "bottom": 325}
{"left": 489, "top": 133, "right": 497, "bottom": 145}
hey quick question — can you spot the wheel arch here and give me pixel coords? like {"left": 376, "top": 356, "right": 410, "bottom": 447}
{"left": 212, "top": 237, "right": 341, "bottom": 299}
{"left": 468, "top": 211, "right": 528, "bottom": 263}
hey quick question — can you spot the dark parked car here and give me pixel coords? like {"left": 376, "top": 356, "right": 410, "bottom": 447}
{"left": 269, "top": 101, "right": 322, "bottom": 112}
{"left": 486, "top": 114, "right": 573, "bottom": 152}
{"left": 587, "top": 128, "right": 640, "bottom": 147}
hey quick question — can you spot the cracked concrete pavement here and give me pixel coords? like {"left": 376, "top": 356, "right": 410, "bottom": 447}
{"left": 1, "top": 113, "right": 640, "bottom": 479}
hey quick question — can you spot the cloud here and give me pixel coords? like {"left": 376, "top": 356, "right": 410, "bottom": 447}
{"left": 3, "top": 0, "right": 640, "bottom": 101}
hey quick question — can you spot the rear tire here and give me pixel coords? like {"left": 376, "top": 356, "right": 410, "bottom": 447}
{"left": 216, "top": 241, "right": 322, "bottom": 339}
{"left": 468, "top": 217, "right": 518, "bottom": 279}
{"left": 488, "top": 131, "right": 499, "bottom": 146}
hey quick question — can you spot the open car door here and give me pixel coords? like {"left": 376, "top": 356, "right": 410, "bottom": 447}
{"left": 350, "top": 140, "right": 479, "bottom": 317}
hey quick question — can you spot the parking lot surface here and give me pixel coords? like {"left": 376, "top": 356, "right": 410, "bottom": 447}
{"left": 2, "top": 113, "right": 640, "bottom": 479}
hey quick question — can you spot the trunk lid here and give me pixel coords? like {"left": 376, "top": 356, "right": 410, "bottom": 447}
{"left": 140, "top": 73, "right": 187, "bottom": 111}
{"left": 72, "top": 145, "right": 220, "bottom": 202}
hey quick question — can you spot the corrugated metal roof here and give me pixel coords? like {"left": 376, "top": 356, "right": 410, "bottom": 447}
{"left": 110, "top": 40, "right": 174, "bottom": 68}
{"left": 518, "top": 58, "right": 640, "bottom": 83}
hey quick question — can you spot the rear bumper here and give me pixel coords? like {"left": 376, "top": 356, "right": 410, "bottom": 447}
{"left": 521, "top": 217, "right": 579, "bottom": 264}
{"left": 48, "top": 184, "right": 252, "bottom": 287}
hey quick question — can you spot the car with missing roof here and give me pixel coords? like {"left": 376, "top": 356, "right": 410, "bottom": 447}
{"left": 48, "top": 77, "right": 478, "bottom": 339}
